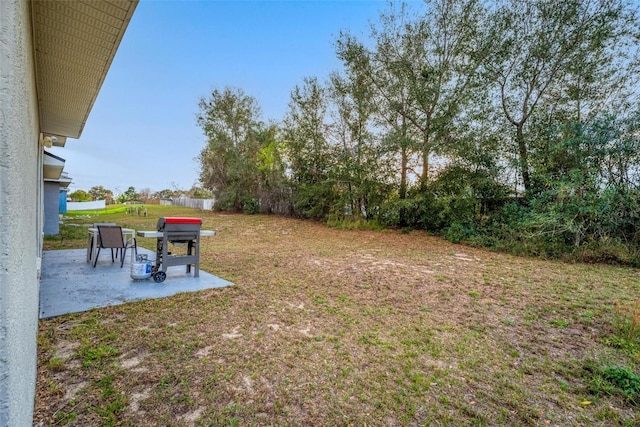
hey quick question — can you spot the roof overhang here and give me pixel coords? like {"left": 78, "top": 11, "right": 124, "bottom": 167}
{"left": 31, "top": 0, "right": 138, "bottom": 139}
{"left": 44, "top": 171, "right": 73, "bottom": 187}
{"left": 43, "top": 151, "right": 65, "bottom": 179}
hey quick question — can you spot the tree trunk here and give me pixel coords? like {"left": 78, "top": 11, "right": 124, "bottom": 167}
{"left": 348, "top": 181, "right": 356, "bottom": 219}
{"left": 399, "top": 115, "right": 409, "bottom": 200}
{"left": 420, "top": 133, "right": 430, "bottom": 190}
{"left": 516, "top": 124, "right": 531, "bottom": 192}
{"left": 400, "top": 147, "right": 408, "bottom": 200}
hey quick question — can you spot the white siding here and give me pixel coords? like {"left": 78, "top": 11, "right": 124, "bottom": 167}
{"left": 0, "top": 0, "right": 41, "bottom": 425}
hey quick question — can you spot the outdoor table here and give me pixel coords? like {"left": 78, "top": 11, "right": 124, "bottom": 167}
{"left": 86, "top": 227, "right": 135, "bottom": 262}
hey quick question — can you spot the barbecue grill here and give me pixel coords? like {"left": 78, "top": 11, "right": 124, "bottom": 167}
{"left": 152, "top": 217, "right": 202, "bottom": 283}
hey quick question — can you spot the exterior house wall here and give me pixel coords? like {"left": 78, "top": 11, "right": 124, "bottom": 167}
{"left": 59, "top": 189, "right": 68, "bottom": 214}
{"left": 44, "top": 182, "right": 61, "bottom": 236}
{"left": 0, "top": 0, "right": 41, "bottom": 425}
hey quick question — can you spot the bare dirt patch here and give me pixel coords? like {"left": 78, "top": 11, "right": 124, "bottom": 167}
{"left": 55, "top": 340, "right": 78, "bottom": 360}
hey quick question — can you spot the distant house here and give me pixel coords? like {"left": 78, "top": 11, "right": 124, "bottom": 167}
{"left": 44, "top": 159, "right": 72, "bottom": 236}
{"left": 0, "top": 1, "right": 137, "bottom": 425}
{"left": 59, "top": 186, "right": 69, "bottom": 214}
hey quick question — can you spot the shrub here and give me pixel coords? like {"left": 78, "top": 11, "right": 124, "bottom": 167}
{"left": 601, "top": 366, "right": 640, "bottom": 403}
{"left": 242, "top": 198, "right": 260, "bottom": 214}
{"left": 587, "top": 364, "right": 640, "bottom": 406}
{"left": 444, "top": 222, "right": 473, "bottom": 244}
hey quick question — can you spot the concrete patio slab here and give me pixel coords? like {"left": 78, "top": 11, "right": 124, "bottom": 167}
{"left": 39, "top": 248, "right": 234, "bottom": 319}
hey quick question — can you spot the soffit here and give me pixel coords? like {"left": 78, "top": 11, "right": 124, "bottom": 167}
{"left": 32, "top": 0, "right": 138, "bottom": 139}
{"left": 43, "top": 151, "right": 65, "bottom": 179}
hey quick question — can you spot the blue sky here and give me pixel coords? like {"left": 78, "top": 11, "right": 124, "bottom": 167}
{"left": 51, "top": 0, "right": 390, "bottom": 195}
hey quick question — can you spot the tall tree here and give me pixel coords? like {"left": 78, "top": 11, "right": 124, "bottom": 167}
{"left": 88, "top": 185, "right": 114, "bottom": 204}
{"left": 68, "top": 190, "right": 92, "bottom": 202}
{"left": 282, "top": 77, "right": 335, "bottom": 218}
{"left": 197, "top": 87, "right": 261, "bottom": 211}
{"left": 336, "top": 29, "right": 416, "bottom": 200}
{"left": 116, "top": 186, "right": 138, "bottom": 204}
{"left": 483, "top": 0, "right": 638, "bottom": 192}
{"left": 372, "top": 0, "right": 487, "bottom": 187}
{"left": 331, "top": 41, "right": 394, "bottom": 219}
{"left": 283, "top": 77, "right": 331, "bottom": 184}
{"left": 254, "top": 124, "right": 289, "bottom": 214}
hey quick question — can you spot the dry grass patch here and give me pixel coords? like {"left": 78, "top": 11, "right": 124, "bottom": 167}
{"left": 36, "top": 208, "right": 639, "bottom": 426}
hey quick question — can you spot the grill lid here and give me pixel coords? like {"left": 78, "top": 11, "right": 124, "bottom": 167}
{"left": 157, "top": 217, "right": 202, "bottom": 230}
{"left": 164, "top": 217, "right": 202, "bottom": 224}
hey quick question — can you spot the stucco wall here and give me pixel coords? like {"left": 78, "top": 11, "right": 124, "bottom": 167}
{"left": 44, "top": 182, "right": 61, "bottom": 236}
{"left": 0, "top": 0, "right": 41, "bottom": 425}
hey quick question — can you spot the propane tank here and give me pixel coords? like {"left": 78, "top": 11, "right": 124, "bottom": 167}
{"left": 131, "top": 252, "right": 153, "bottom": 280}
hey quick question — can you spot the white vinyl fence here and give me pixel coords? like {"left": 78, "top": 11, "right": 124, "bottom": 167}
{"left": 161, "top": 197, "right": 215, "bottom": 210}
{"left": 67, "top": 200, "right": 106, "bottom": 211}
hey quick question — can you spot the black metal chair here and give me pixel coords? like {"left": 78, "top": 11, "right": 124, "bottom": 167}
{"left": 93, "top": 225, "right": 133, "bottom": 268}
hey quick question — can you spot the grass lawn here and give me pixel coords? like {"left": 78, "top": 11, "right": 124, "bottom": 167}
{"left": 35, "top": 205, "right": 640, "bottom": 426}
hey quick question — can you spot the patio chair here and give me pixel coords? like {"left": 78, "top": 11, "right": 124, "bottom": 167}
{"left": 89, "top": 222, "right": 116, "bottom": 261}
{"left": 93, "top": 225, "right": 134, "bottom": 268}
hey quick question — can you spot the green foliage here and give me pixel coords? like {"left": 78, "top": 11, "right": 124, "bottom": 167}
{"left": 242, "top": 198, "right": 260, "bottom": 215}
{"left": 577, "top": 238, "right": 639, "bottom": 266}
{"left": 283, "top": 77, "right": 335, "bottom": 219}
{"left": 378, "top": 193, "right": 438, "bottom": 230}
{"left": 484, "top": 0, "right": 636, "bottom": 191}
{"left": 601, "top": 367, "right": 640, "bottom": 402}
{"left": 586, "top": 361, "right": 640, "bottom": 406}
{"left": 116, "top": 186, "right": 138, "bottom": 204}
{"left": 54, "top": 410, "right": 77, "bottom": 424}
{"left": 191, "top": 0, "right": 640, "bottom": 264}
{"left": 326, "top": 216, "right": 384, "bottom": 231}
{"left": 291, "top": 182, "right": 336, "bottom": 220}
{"left": 78, "top": 341, "right": 119, "bottom": 368}
{"left": 188, "top": 186, "right": 213, "bottom": 199}
{"left": 444, "top": 222, "right": 473, "bottom": 244}
{"left": 585, "top": 297, "right": 640, "bottom": 404}
{"left": 197, "top": 87, "right": 261, "bottom": 211}
{"left": 68, "top": 190, "right": 92, "bottom": 202}
{"left": 93, "top": 374, "right": 127, "bottom": 427}
{"left": 88, "top": 186, "right": 114, "bottom": 204}
{"left": 197, "top": 87, "right": 287, "bottom": 213}
{"left": 153, "top": 188, "right": 181, "bottom": 199}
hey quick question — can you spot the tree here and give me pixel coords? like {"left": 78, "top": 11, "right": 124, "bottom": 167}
{"left": 153, "top": 188, "right": 179, "bottom": 199}
{"left": 282, "top": 77, "right": 336, "bottom": 219}
{"left": 330, "top": 43, "right": 394, "bottom": 220}
{"left": 188, "top": 186, "right": 213, "bottom": 199}
{"left": 371, "top": 0, "right": 487, "bottom": 187}
{"left": 283, "top": 77, "right": 331, "bottom": 184}
{"left": 137, "top": 187, "right": 153, "bottom": 201}
{"left": 254, "top": 124, "right": 289, "bottom": 214}
{"left": 68, "top": 189, "right": 92, "bottom": 202}
{"left": 116, "top": 186, "right": 138, "bottom": 204}
{"left": 336, "top": 27, "right": 417, "bottom": 201}
{"left": 88, "top": 185, "right": 114, "bottom": 204}
{"left": 196, "top": 86, "right": 263, "bottom": 211}
{"left": 483, "top": 0, "right": 639, "bottom": 192}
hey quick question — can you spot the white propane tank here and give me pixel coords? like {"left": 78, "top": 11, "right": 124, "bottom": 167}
{"left": 131, "top": 253, "right": 153, "bottom": 280}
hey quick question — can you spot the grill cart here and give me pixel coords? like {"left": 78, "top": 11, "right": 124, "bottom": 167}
{"left": 152, "top": 217, "right": 202, "bottom": 283}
